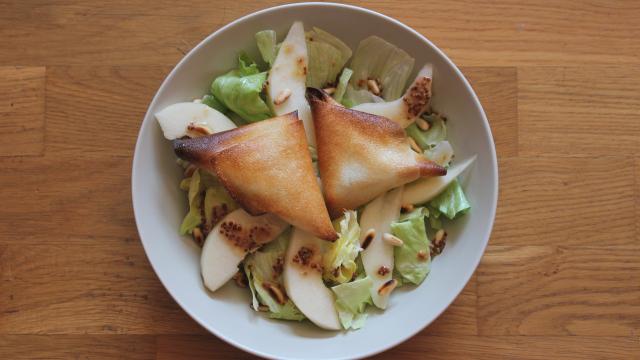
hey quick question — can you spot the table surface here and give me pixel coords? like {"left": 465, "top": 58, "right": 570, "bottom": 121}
{"left": 1, "top": 1, "right": 639, "bottom": 359}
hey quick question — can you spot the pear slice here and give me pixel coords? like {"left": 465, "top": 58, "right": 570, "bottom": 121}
{"left": 283, "top": 227, "right": 341, "bottom": 330}
{"left": 402, "top": 155, "right": 477, "bottom": 205}
{"left": 267, "top": 21, "right": 315, "bottom": 147}
{"left": 201, "top": 209, "right": 288, "bottom": 292}
{"left": 352, "top": 64, "right": 433, "bottom": 128}
{"left": 155, "top": 102, "right": 236, "bottom": 140}
{"left": 359, "top": 187, "right": 403, "bottom": 309}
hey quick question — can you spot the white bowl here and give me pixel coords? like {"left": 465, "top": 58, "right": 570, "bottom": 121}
{"left": 132, "top": 3, "right": 498, "bottom": 359}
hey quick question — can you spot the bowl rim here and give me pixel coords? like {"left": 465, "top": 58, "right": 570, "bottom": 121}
{"left": 131, "top": 2, "right": 499, "bottom": 359}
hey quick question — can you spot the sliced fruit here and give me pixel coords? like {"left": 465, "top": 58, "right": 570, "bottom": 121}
{"left": 402, "top": 155, "right": 477, "bottom": 205}
{"left": 201, "top": 209, "right": 288, "bottom": 292}
{"left": 283, "top": 227, "right": 341, "bottom": 330}
{"left": 267, "top": 21, "right": 316, "bottom": 147}
{"left": 155, "top": 102, "right": 236, "bottom": 140}
{"left": 359, "top": 187, "right": 403, "bottom": 309}
{"left": 351, "top": 64, "right": 433, "bottom": 128}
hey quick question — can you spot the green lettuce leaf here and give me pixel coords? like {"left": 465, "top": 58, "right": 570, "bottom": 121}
{"left": 349, "top": 36, "right": 415, "bottom": 100}
{"left": 203, "top": 186, "right": 237, "bottom": 231}
{"left": 179, "top": 177, "right": 191, "bottom": 191}
{"left": 430, "top": 179, "right": 471, "bottom": 219}
{"left": 323, "top": 210, "right": 361, "bottom": 284}
{"left": 333, "top": 68, "right": 353, "bottom": 103}
{"left": 406, "top": 113, "right": 447, "bottom": 150}
{"left": 331, "top": 276, "right": 373, "bottom": 329}
{"left": 391, "top": 216, "right": 431, "bottom": 285}
{"left": 255, "top": 30, "right": 278, "bottom": 66}
{"left": 211, "top": 54, "right": 272, "bottom": 123}
{"left": 399, "top": 206, "right": 429, "bottom": 222}
{"left": 179, "top": 169, "right": 236, "bottom": 235}
{"left": 243, "top": 230, "right": 305, "bottom": 321}
{"left": 341, "top": 84, "right": 383, "bottom": 108}
{"left": 201, "top": 94, "right": 228, "bottom": 113}
{"left": 179, "top": 170, "right": 203, "bottom": 235}
{"left": 305, "top": 27, "right": 352, "bottom": 88}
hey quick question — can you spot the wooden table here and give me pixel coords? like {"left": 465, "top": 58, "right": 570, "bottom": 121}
{"left": 1, "top": 1, "right": 638, "bottom": 359}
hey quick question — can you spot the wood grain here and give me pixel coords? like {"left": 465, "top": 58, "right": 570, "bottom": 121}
{"left": 0, "top": 155, "right": 137, "bottom": 243}
{"left": 419, "top": 275, "right": 477, "bottom": 336}
{"left": 156, "top": 335, "right": 253, "bottom": 360}
{"left": 518, "top": 66, "right": 640, "bottom": 156}
{"left": 0, "top": 66, "right": 45, "bottom": 156}
{"left": 0, "top": 240, "right": 204, "bottom": 335}
{"left": 492, "top": 156, "right": 636, "bottom": 246}
{"left": 1, "top": 1, "right": 638, "bottom": 67}
{"left": 0, "top": 335, "right": 155, "bottom": 360}
{"left": 45, "top": 66, "right": 169, "bottom": 156}
{"left": 462, "top": 67, "right": 518, "bottom": 157}
{"left": 154, "top": 335, "right": 640, "bottom": 360}
{"left": 373, "top": 336, "right": 640, "bottom": 360}
{"left": 477, "top": 245, "right": 640, "bottom": 336}
{"left": 1, "top": 1, "right": 639, "bottom": 358}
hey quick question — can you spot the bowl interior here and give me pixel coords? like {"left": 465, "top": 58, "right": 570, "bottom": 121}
{"left": 132, "top": 3, "right": 498, "bottom": 359}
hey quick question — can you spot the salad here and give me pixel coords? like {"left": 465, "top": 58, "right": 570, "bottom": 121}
{"left": 155, "top": 22, "right": 475, "bottom": 331}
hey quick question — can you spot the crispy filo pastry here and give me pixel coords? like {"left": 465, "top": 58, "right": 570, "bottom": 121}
{"left": 173, "top": 112, "right": 337, "bottom": 241}
{"left": 307, "top": 88, "right": 446, "bottom": 218}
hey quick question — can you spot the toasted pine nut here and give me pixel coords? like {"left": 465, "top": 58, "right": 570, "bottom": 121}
{"left": 262, "top": 282, "right": 287, "bottom": 305}
{"left": 416, "top": 117, "right": 430, "bottom": 131}
{"left": 233, "top": 271, "right": 247, "bottom": 288}
{"left": 435, "top": 229, "right": 447, "bottom": 244}
{"left": 322, "top": 87, "right": 336, "bottom": 95}
{"left": 362, "top": 228, "right": 376, "bottom": 250}
{"left": 408, "top": 137, "right": 422, "bottom": 153}
{"left": 367, "top": 79, "right": 381, "bottom": 95}
{"left": 192, "top": 227, "right": 204, "bottom": 246}
{"left": 274, "top": 88, "right": 292, "bottom": 105}
{"left": 378, "top": 279, "right": 398, "bottom": 296}
{"left": 400, "top": 203, "right": 414, "bottom": 213}
{"left": 417, "top": 250, "right": 428, "bottom": 261}
{"left": 187, "top": 123, "right": 213, "bottom": 137}
{"left": 383, "top": 233, "right": 404, "bottom": 247}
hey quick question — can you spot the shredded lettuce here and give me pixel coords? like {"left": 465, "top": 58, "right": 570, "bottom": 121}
{"left": 342, "top": 85, "right": 384, "bottom": 108}
{"left": 203, "top": 186, "right": 237, "bottom": 231}
{"left": 179, "top": 170, "right": 203, "bottom": 235}
{"left": 333, "top": 68, "right": 352, "bottom": 103}
{"left": 391, "top": 216, "right": 431, "bottom": 285}
{"left": 179, "top": 202, "right": 201, "bottom": 235}
{"left": 179, "top": 169, "right": 236, "bottom": 235}
{"left": 255, "top": 30, "right": 278, "bottom": 66}
{"left": 179, "top": 177, "right": 191, "bottom": 191}
{"left": 201, "top": 94, "right": 228, "bottom": 113}
{"left": 331, "top": 276, "right": 373, "bottom": 329}
{"left": 406, "top": 113, "right": 447, "bottom": 150}
{"left": 430, "top": 179, "right": 471, "bottom": 219}
{"left": 323, "top": 211, "right": 361, "bottom": 284}
{"left": 211, "top": 54, "right": 272, "bottom": 123}
{"left": 305, "top": 27, "right": 352, "bottom": 88}
{"left": 399, "top": 206, "right": 429, "bottom": 222}
{"left": 244, "top": 230, "right": 305, "bottom": 321}
{"left": 349, "top": 36, "right": 415, "bottom": 101}
{"left": 428, "top": 213, "right": 443, "bottom": 230}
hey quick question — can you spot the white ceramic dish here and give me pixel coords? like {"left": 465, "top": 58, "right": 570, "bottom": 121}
{"left": 132, "top": 3, "right": 498, "bottom": 359}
